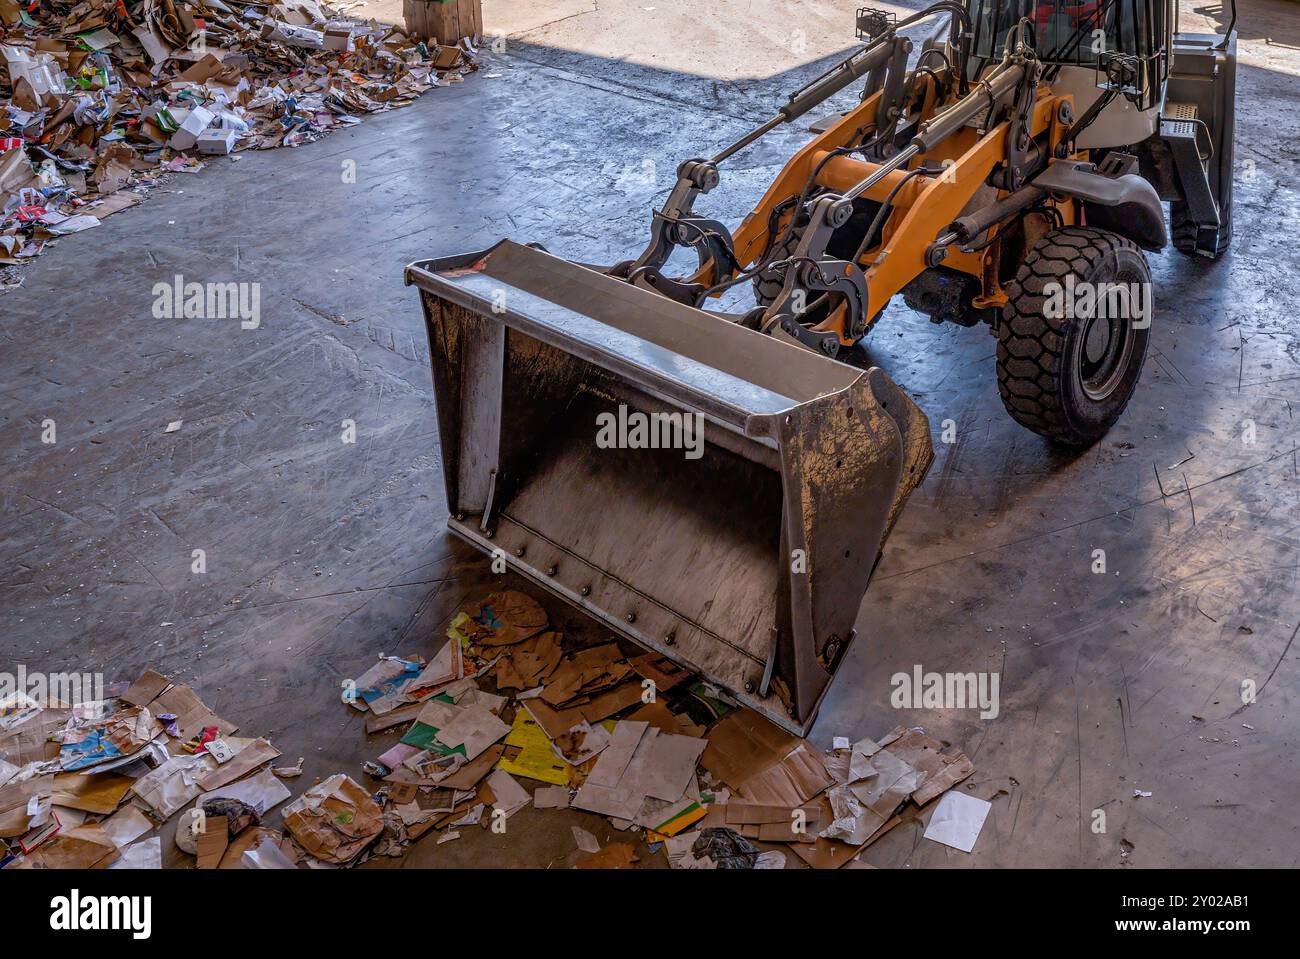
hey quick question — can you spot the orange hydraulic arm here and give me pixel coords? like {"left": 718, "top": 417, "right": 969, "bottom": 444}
{"left": 690, "top": 59, "right": 1077, "bottom": 345}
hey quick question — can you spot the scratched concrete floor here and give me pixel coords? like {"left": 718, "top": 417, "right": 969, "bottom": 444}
{"left": 1, "top": 0, "right": 1297, "bottom": 868}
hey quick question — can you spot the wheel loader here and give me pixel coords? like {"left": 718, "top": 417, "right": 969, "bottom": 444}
{"left": 406, "top": 0, "right": 1237, "bottom": 734}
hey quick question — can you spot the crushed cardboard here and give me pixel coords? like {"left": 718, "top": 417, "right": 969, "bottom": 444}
{"left": 0, "top": 0, "right": 478, "bottom": 285}
{"left": 1, "top": 587, "right": 980, "bottom": 871}
{"left": 0, "top": 666, "right": 382, "bottom": 871}
{"left": 333, "top": 587, "right": 983, "bottom": 869}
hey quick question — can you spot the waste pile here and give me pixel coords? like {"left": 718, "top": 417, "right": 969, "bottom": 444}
{"left": 1, "top": 669, "right": 310, "bottom": 868}
{"left": 0, "top": 589, "right": 989, "bottom": 870}
{"left": 344, "top": 589, "right": 991, "bottom": 869}
{"left": 1, "top": 666, "right": 410, "bottom": 869}
{"left": 0, "top": 0, "right": 474, "bottom": 280}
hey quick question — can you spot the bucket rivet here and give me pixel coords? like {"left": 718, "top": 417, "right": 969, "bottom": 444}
{"left": 580, "top": 585, "right": 591, "bottom": 596}
{"left": 744, "top": 682, "right": 754, "bottom": 693}
{"left": 515, "top": 546, "right": 526, "bottom": 557}
{"left": 546, "top": 564, "right": 557, "bottom": 576}
{"left": 626, "top": 612, "right": 637, "bottom": 623}
{"left": 664, "top": 632, "right": 676, "bottom": 646}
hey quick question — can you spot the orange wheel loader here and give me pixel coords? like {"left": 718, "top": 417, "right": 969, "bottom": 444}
{"left": 407, "top": 0, "right": 1237, "bottom": 733}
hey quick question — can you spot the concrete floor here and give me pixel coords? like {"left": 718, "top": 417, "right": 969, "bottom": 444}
{"left": 2, "top": 0, "right": 1298, "bottom": 868}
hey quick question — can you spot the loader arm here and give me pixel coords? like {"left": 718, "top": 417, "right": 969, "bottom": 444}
{"left": 819, "top": 88, "right": 1073, "bottom": 327}
{"left": 694, "top": 74, "right": 1076, "bottom": 346}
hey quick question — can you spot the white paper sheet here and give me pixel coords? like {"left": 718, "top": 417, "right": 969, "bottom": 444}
{"left": 922, "top": 790, "right": 991, "bottom": 853}
{"left": 108, "top": 836, "right": 162, "bottom": 869}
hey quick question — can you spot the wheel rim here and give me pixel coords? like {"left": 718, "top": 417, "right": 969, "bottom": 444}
{"left": 1077, "top": 273, "right": 1143, "bottom": 401}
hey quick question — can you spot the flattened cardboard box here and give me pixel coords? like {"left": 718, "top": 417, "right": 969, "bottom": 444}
{"left": 196, "top": 737, "right": 278, "bottom": 791}
{"left": 282, "top": 773, "right": 382, "bottom": 864}
{"left": 51, "top": 770, "right": 135, "bottom": 814}
{"left": 700, "top": 708, "right": 798, "bottom": 788}
{"left": 0, "top": 707, "right": 69, "bottom": 765}
{"left": 735, "top": 742, "right": 833, "bottom": 806}
{"left": 876, "top": 726, "right": 974, "bottom": 806}
{"left": 23, "top": 822, "right": 119, "bottom": 869}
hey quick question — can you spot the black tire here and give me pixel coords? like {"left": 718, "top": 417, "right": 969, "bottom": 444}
{"left": 753, "top": 210, "right": 807, "bottom": 305}
{"left": 752, "top": 197, "right": 884, "bottom": 306}
{"left": 997, "top": 227, "right": 1152, "bottom": 446}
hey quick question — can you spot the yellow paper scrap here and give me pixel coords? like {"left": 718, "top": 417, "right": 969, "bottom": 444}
{"left": 496, "top": 712, "right": 569, "bottom": 786}
{"left": 447, "top": 611, "right": 474, "bottom": 649}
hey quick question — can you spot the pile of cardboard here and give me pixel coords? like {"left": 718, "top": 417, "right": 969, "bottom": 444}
{"left": 0, "top": 0, "right": 475, "bottom": 273}
{"left": 0, "top": 596, "right": 987, "bottom": 870}
{"left": 349, "top": 589, "right": 988, "bottom": 869}
{"left": 692, "top": 713, "right": 980, "bottom": 867}
{"left": 346, "top": 590, "right": 713, "bottom": 864}
{"left": 0, "top": 668, "right": 386, "bottom": 869}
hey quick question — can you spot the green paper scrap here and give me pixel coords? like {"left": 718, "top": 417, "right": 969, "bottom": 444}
{"left": 400, "top": 721, "right": 467, "bottom": 757}
{"left": 399, "top": 694, "right": 466, "bottom": 756}
{"left": 77, "top": 28, "right": 121, "bottom": 52}
{"left": 653, "top": 801, "right": 703, "bottom": 832}
{"left": 687, "top": 681, "right": 734, "bottom": 720}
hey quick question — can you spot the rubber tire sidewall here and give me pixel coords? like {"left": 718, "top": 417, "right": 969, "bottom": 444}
{"left": 998, "top": 227, "right": 1152, "bottom": 446}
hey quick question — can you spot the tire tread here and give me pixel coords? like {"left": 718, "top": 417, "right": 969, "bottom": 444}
{"left": 996, "top": 226, "right": 1142, "bottom": 444}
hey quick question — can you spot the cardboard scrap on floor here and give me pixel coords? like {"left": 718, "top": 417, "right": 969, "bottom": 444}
{"left": 333, "top": 587, "right": 985, "bottom": 869}
{"left": 2, "top": 670, "right": 241, "bottom": 868}
{"left": 0, "top": 0, "right": 479, "bottom": 282}
{"left": 6, "top": 586, "right": 985, "bottom": 871}
{"left": 281, "top": 773, "right": 383, "bottom": 865}
{"left": 449, "top": 590, "right": 549, "bottom": 648}
{"left": 693, "top": 710, "right": 981, "bottom": 868}
{"left": 342, "top": 591, "right": 724, "bottom": 861}
{"left": 1, "top": 666, "right": 383, "bottom": 871}
{"left": 1, "top": 600, "right": 981, "bottom": 873}
{"left": 576, "top": 841, "right": 638, "bottom": 869}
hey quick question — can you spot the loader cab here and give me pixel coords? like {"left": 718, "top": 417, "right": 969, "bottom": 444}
{"left": 965, "top": 0, "right": 1170, "bottom": 148}
{"left": 968, "top": 0, "right": 1169, "bottom": 108}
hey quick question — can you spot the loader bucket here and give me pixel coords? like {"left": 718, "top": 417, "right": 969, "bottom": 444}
{"left": 406, "top": 241, "right": 933, "bottom": 734}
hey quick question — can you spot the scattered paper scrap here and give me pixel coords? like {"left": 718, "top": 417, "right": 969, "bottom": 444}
{"left": 922, "top": 790, "right": 992, "bottom": 853}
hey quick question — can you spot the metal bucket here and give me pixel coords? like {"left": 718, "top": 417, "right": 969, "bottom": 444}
{"left": 406, "top": 240, "right": 932, "bottom": 734}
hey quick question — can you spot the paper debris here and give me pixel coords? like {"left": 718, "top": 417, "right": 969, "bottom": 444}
{"left": 0, "top": 3, "right": 479, "bottom": 283}
{"left": 533, "top": 785, "right": 571, "bottom": 809}
{"left": 571, "top": 825, "right": 601, "bottom": 854}
{"left": 273, "top": 758, "right": 304, "bottom": 778}
{"left": 282, "top": 773, "right": 383, "bottom": 864}
{"left": 484, "top": 770, "right": 529, "bottom": 819}
{"left": 107, "top": 835, "right": 163, "bottom": 869}
{"left": 922, "top": 791, "right": 992, "bottom": 853}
